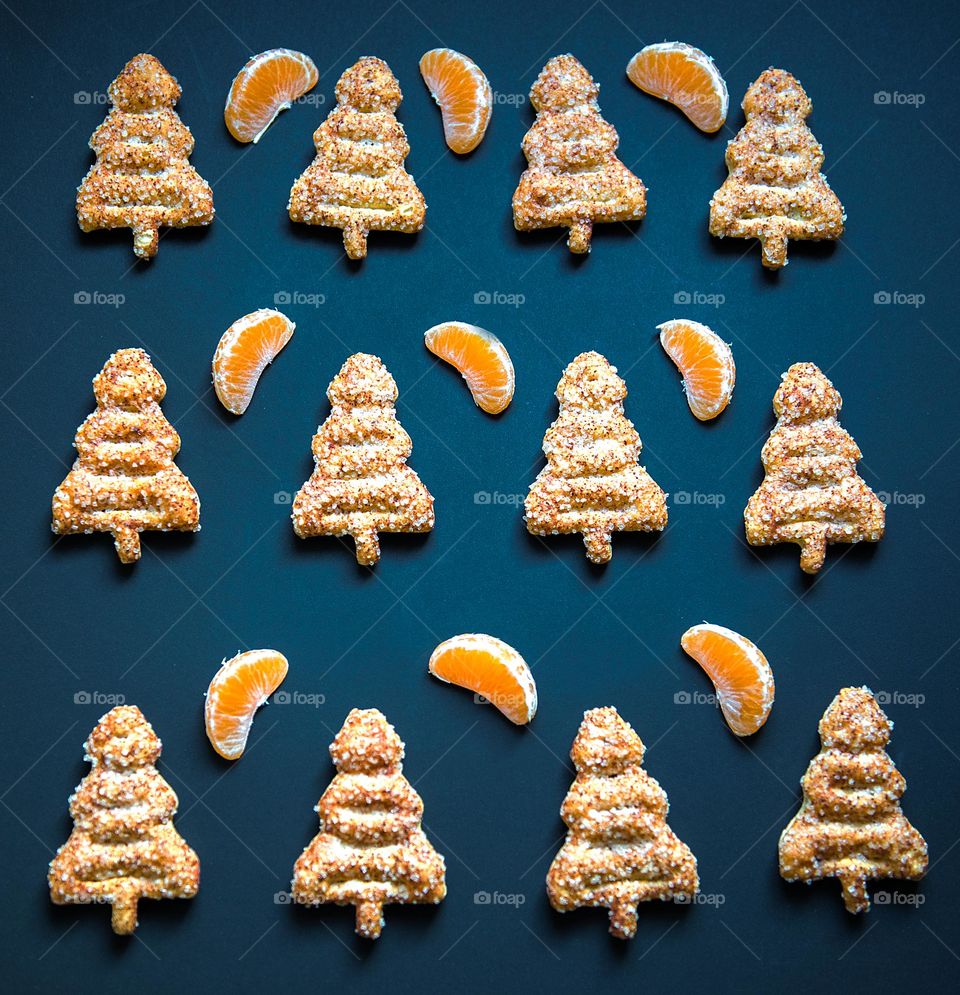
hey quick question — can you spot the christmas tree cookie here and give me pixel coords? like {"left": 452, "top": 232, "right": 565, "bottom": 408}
{"left": 779, "top": 687, "right": 928, "bottom": 913}
{"left": 48, "top": 706, "right": 200, "bottom": 934}
{"left": 52, "top": 348, "right": 200, "bottom": 563}
{"left": 288, "top": 57, "right": 426, "bottom": 259}
{"left": 525, "top": 352, "right": 667, "bottom": 563}
{"left": 709, "top": 68, "right": 844, "bottom": 268}
{"left": 513, "top": 55, "right": 646, "bottom": 253}
{"left": 292, "top": 353, "right": 434, "bottom": 565}
{"left": 76, "top": 54, "right": 214, "bottom": 259}
{"left": 292, "top": 708, "right": 446, "bottom": 938}
{"left": 744, "top": 362, "right": 884, "bottom": 573}
{"left": 547, "top": 707, "right": 699, "bottom": 938}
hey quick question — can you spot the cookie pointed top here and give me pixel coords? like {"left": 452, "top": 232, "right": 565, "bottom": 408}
{"left": 327, "top": 353, "right": 398, "bottom": 406}
{"left": 109, "top": 53, "right": 181, "bottom": 111}
{"left": 93, "top": 348, "right": 166, "bottom": 408}
{"left": 743, "top": 68, "right": 812, "bottom": 122}
{"left": 773, "top": 362, "right": 841, "bottom": 422}
{"left": 330, "top": 708, "right": 405, "bottom": 772}
{"left": 819, "top": 686, "right": 892, "bottom": 752}
{"left": 571, "top": 706, "right": 646, "bottom": 774}
{"left": 85, "top": 705, "right": 162, "bottom": 768}
{"left": 531, "top": 54, "right": 599, "bottom": 111}
{"left": 335, "top": 57, "right": 402, "bottom": 113}
{"left": 556, "top": 351, "right": 627, "bottom": 407}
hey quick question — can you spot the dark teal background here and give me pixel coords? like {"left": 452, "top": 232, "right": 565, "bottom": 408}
{"left": 2, "top": 0, "right": 958, "bottom": 990}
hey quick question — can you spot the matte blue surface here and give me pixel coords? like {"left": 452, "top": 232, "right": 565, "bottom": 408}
{"left": 2, "top": 0, "right": 958, "bottom": 990}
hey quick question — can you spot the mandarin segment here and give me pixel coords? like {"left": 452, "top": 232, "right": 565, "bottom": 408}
{"left": 658, "top": 319, "right": 735, "bottom": 421}
{"left": 419, "top": 48, "right": 492, "bottom": 154}
{"left": 212, "top": 308, "right": 295, "bottom": 415}
{"left": 680, "top": 623, "right": 774, "bottom": 736}
{"left": 225, "top": 48, "right": 318, "bottom": 143}
{"left": 626, "top": 42, "right": 728, "bottom": 133}
{"left": 424, "top": 321, "right": 515, "bottom": 414}
{"left": 428, "top": 634, "right": 537, "bottom": 724}
{"left": 204, "top": 649, "right": 289, "bottom": 760}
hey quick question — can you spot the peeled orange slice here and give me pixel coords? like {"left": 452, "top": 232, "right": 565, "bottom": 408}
{"left": 424, "top": 321, "right": 515, "bottom": 414}
{"left": 680, "top": 624, "right": 774, "bottom": 736}
{"left": 428, "top": 634, "right": 537, "bottom": 724}
{"left": 658, "top": 319, "right": 735, "bottom": 421}
{"left": 419, "top": 48, "right": 492, "bottom": 154}
{"left": 213, "top": 308, "right": 295, "bottom": 415}
{"left": 224, "top": 49, "right": 318, "bottom": 143}
{"left": 627, "top": 42, "right": 728, "bottom": 133}
{"left": 205, "top": 649, "right": 289, "bottom": 759}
